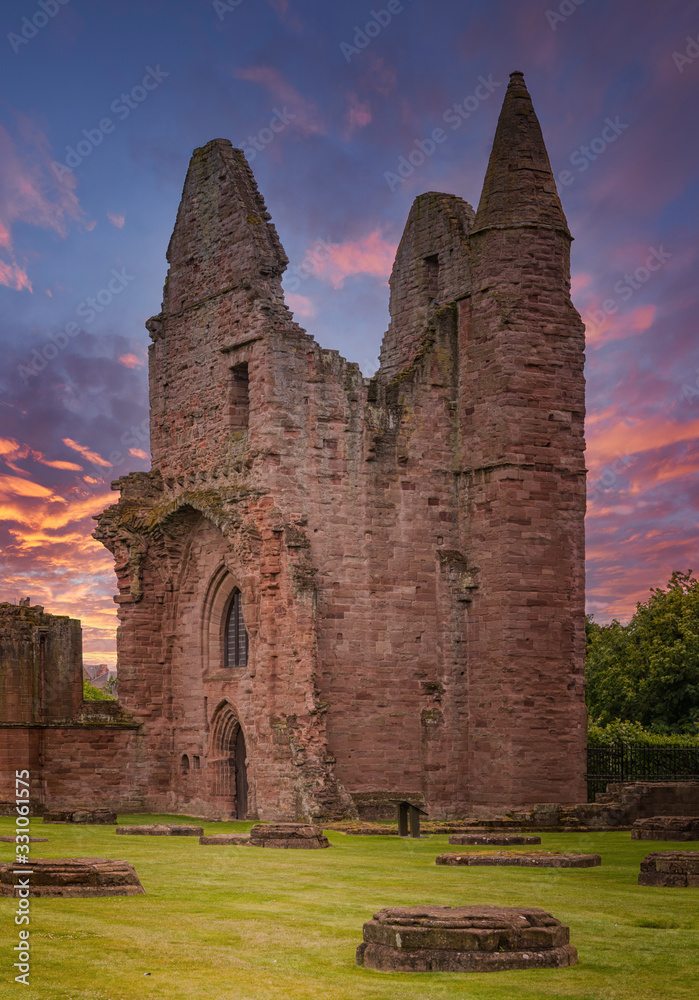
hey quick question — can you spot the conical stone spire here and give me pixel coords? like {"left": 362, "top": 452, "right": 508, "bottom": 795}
{"left": 162, "top": 138, "right": 288, "bottom": 314}
{"left": 473, "top": 71, "right": 569, "bottom": 236}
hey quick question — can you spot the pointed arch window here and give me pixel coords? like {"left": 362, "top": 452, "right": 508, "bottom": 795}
{"left": 225, "top": 589, "right": 248, "bottom": 668}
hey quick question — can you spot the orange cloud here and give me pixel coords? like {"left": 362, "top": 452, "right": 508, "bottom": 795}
{"left": 37, "top": 458, "right": 83, "bottom": 471}
{"left": 0, "top": 474, "right": 57, "bottom": 499}
{"left": 118, "top": 353, "right": 143, "bottom": 368}
{"left": 62, "top": 438, "right": 112, "bottom": 468}
{"left": 313, "top": 230, "right": 396, "bottom": 288}
{"left": 129, "top": 448, "right": 149, "bottom": 460}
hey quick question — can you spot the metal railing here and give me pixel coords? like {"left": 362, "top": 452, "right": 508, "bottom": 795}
{"left": 586, "top": 745, "right": 699, "bottom": 801}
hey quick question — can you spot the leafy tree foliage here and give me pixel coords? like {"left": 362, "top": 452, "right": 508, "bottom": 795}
{"left": 585, "top": 571, "right": 699, "bottom": 733}
{"left": 82, "top": 678, "right": 116, "bottom": 701}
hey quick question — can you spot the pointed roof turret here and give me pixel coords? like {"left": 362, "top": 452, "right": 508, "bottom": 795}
{"left": 473, "top": 72, "right": 569, "bottom": 237}
{"left": 162, "top": 139, "right": 288, "bottom": 314}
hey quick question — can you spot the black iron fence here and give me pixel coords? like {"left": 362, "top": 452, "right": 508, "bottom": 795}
{"left": 586, "top": 745, "right": 699, "bottom": 801}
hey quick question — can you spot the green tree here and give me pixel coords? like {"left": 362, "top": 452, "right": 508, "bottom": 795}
{"left": 585, "top": 570, "right": 699, "bottom": 733}
{"left": 83, "top": 678, "right": 117, "bottom": 702}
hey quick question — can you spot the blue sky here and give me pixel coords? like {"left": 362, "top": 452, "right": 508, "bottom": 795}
{"left": 0, "top": 0, "right": 697, "bottom": 662}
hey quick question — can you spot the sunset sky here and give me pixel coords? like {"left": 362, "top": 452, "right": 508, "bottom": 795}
{"left": 0, "top": 0, "right": 697, "bottom": 665}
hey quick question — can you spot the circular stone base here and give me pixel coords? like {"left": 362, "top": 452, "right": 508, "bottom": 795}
{"left": 436, "top": 851, "right": 600, "bottom": 868}
{"left": 356, "top": 905, "right": 577, "bottom": 973}
{"left": 449, "top": 834, "right": 541, "bottom": 846}
{"left": 632, "top": 817, "right": 699, "bottom": 842}
{"left": 0, "top": 858, "right": 145, "bottom": 897}
{"left": 116, "top": 825, "right": 203, "bottom": 836}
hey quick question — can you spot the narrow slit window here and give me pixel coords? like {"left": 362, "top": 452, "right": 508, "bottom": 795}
{"left": 229, "top": 363, "right": 249, "bottom": 429}
{"left": 225, "top": 590, "right": 248, "bottom": 668}
{"left": 424, "top": 254, "right": 439, "bottom": 300}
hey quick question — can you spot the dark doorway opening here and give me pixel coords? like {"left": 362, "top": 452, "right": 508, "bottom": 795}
{"left": 235, "top": 726, "right": 248, "bottom": 820}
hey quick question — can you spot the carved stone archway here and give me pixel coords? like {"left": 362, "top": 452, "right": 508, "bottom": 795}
{"left": 209, "top": 703, "right": 248, "bottom": 819}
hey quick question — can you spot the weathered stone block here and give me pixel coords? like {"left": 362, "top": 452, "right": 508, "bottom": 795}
{"left": 0, "top": 858, "right": 144, "bottom": 897}
{"left": 638, "top": 851, "right": 699, "bottom": 887}
{"left": 249, "top": 823, "right": 330, "bottom": 848}
{"left": 632, "top": 816, "right": 699, "bottom": 841}
{"left": 436, "top": 851, "right": 601, "bottom": 868}
{"left": 43, "top": 810, "right": 116, "bottom": 825}
{"left": 0, "top": 836, "right": 48, "bottom": 843}
{"left": 356, "top": 905, "right": 577, "bottom": 972}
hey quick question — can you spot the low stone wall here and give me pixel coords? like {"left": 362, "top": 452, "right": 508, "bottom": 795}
{"left": 43, "top": 810, "right": 116, "bottom": 825}
{"left": 249, "top": 823, "right": 330, "bottom": 849}
{"left": 116, "top": 825, "right": 203, "bottom": 836}
{"left": 449, "top": 834, "right": 541, "bottom": 846}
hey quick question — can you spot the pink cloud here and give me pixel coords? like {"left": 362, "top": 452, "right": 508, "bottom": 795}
{"left": 235, "top": 66, "right": 328, "bottom": 136}
{"left": 107, "top": 212, "right": 125, "bottom": 229}
{"left": 584, "top": 303, "right": 656, "bottom": 347}
{"left": 128, "top": 448, "right": 149, "bottom": 460}
{"left": 118, "top": 353, "right": 144, "bottom": 368}
{"left": 343, "top": 93, "right": 372, "bottom": 139}
{"left": 286, "top": 292, "right": 317, "bottom": 320}
{"left": 313, "top": 230, "right": 397, "bottom": 288}
{"left": 0, "top": 115, "right": 88, "bottom": 290}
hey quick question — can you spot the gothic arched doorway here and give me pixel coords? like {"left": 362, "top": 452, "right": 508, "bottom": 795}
{"left": 210, "top": 704, "right": 248, "bottom": 819}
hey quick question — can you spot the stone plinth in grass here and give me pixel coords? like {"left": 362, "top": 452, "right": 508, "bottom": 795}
{"left": 43, "top": 810, "right": 116, "bottom": 825}
{"left": 436, "top": 850, "right": 601, "bottom": 868}
{"left": 356, "top": 905, "right": 577, "bottom": 972}
{"left": 449, "top": 834, "right": 541, "bottom": 846}
{"left": 199, "top": 834, "right": 252, "bottom": 846}
{"left": 249, "top": 823, "right": 330, "bottom": 849}
{"left": 0, "top": 858, "right": 144, "bottom": 897}
{"left": 638, "top": 851, "right": 699, "bottom": 887}
{"left": 632, "top": 817, "right": 699, "bottom": 842}
{"left": 116, "top": 824, "right": 203, "bottom": 836}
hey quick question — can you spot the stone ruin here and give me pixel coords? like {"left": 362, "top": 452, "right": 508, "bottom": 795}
{"left": 1, "top": 72, "right": 588, "bottom": 825}
{"left": 0, "top": 858, "right": 144, "bottom": 898}
{"left": 43, "top": 810, "right": 116, "bottom": 825}
{"left": 631, "top": 816, "right": 699, "bottom": 841}
{"left": 356, "top": 905, "right": 577, "bottom": 973}
{"left": 0, "top": 835, "right": 48, "bottom": 843}
{"left": 435, "top": 850, "right": 601, "bottom": 868}
{"left": 116, "top": 824, "right": 203, "bottom": 836}
{"left": 199, "top": 822, "right": 330, "bottom": 848}
{"left": 638, "top": 851, "right": 699, "bottom": 887}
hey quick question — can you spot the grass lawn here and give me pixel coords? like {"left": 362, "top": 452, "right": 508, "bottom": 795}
{"left": 1, "top": 815, "right": 697, "bottom": 999}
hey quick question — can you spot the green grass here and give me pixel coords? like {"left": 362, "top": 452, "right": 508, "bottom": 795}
{"left": 1, "top": 816, "right": 697, "bottom": 999}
